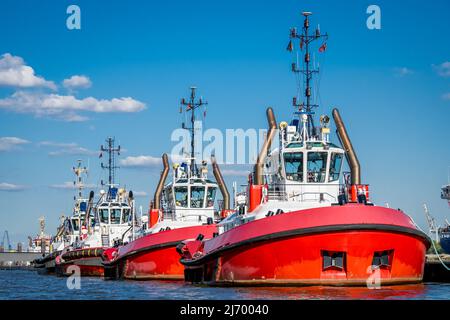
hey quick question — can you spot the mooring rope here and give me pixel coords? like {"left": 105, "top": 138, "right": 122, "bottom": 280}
{"left": 430, "top": 240, "right": 450, "bottom": 271}
{"left": 411, "top": 217, "right": 450, "bottom": 271}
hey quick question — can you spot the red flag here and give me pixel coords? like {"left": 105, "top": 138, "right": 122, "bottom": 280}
{"left": 187, "top": 103, "right": 192, "bottom": 110}
{"left": 286, "top": 40, "right": 293, "bottom": 52}
{"left": 300, "top": 37, "right": 304, "bottom": 51}
{"left": 319, "top": 42, "right": 327, "bottom": 52}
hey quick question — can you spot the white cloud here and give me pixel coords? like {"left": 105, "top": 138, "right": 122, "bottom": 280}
{"left": 39, "top": 140, "right": 97, "bottom": 156}
{"left": 49, "top": 181, "right": 97, "bottom": 190}
{"left": 0, "top": 53, "right": 56, "bottom": 89}
{"left": 433, "top": 61, "right": 450, "bottom": 77}
{"left": 0, "top": 182, "right": 27, "bottom": 192}
{"left": 120, "top": 155, "right": 161, "bottom": 168}
{"left": 221, "top": 169, "right": 250, "bottom": 177}
{"left": 0, "top": 91, "right": 146, "bottom": 121}
{"left": 0, "top": 136, "right": 30, "bottom": 152}
{"left": 133, "top": 191, "right": 148, "bottom": 197}
{"left": 63, "top": 75, "right": 92, "bottom": 89}
{"left": 38, "top": 141, "right": 78, "bottom": 148}
{"left": 442, "top": 92, "right": 450, "bottom": 101}
{"left": 394, "top": 67, "right": 414, "bottom": 77}
{"left": 120, "top": 154, "right": 185, "bottom": 168}
{"left": 0, "top": 136, "right": 30, "bottom": 151}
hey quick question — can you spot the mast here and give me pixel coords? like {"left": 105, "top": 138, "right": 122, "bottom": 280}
{"left": 73, "top": 159, "right": 88, "bottom": 200}
{"left": 287, "top": 11, "right": 328, "bottom": 137}
{"left": 180, "top": 87, "right": 208, "bottom": 177}
{"left": 100, "top": 137, "right": 121, "bottom": 186}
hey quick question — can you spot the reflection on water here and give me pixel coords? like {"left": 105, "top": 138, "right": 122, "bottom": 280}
{"left": 0, "top": 270, "right": 448, "bottom": 300}
{"left": 234, "top": 284, "right": 430, "bottom": 300}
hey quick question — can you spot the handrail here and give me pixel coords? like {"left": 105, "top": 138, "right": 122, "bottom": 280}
{"left": 266, "top": 182, "right": 340, "bottom": 202}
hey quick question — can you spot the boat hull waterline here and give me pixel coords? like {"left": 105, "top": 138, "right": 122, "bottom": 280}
{"left": 181, "top": 204, "right": 431, "bottom": 286}
{"left": 55, "top": 247, "right": 106, "bottom": 277}
{"left": 103, "top": 224, "right": 217, "bottom": 280}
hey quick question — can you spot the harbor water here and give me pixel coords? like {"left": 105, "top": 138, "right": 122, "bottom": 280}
{"left": 1, "top": 270, "right": 450, "bottom": 300}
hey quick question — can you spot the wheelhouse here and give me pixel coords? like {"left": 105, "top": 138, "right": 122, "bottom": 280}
{"left": 97, "top": 202, "right": 132, "bottom": 225}
{"left": 281, "top": 142, "right": 344, "bottom": 184}
{"left": 162, "top": 178, "right": 218, "bottom": 223}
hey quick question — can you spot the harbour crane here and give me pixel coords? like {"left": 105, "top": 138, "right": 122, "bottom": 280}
{"left": 423, "top": 204, "right": 439, "bottom": 243}
{"left": 1, "top": 230, "right": 12, "bottom": 252}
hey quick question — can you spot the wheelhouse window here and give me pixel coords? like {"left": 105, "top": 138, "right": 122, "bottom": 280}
{"left": 122, "top": 208, "right": 131, "bottom": 224}
{"left": 307, "top": 152, "right": 327, "bottom": 183}
{"left": 72, "top": 218, "right": 80, "bottom": 231}
{"left": 206, "top": 187, "right": 217, "bottom": 208}
{"left": 329, "top": 153, "right": 343, "bottom": 182}
{"left": 191, "top": 186, "right": 206, "bottom": 208}
{"left": 284, "top": 152, "right": 303, "bottom": 182}
{"left": 110, "top": 208, "right": 121, "bottom": 224}
{"left": 99, "top": 209, "right": 109, "bottom": 224}
{"left": 164, "top": 188, "right": 174, "bottom": 207}
{"left": 174, "top": 186, "right": 188, "bottom": 208}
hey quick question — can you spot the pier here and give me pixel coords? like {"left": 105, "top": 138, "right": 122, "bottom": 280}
{"left": 0, "top": 251, "right": 43, "bottom": 268}
{"left": 424, "top": 254, "right": 450, "bottom": 282}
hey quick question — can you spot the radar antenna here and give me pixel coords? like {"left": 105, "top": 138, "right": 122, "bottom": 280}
{"left": 100, "top": 137, "right": 121, "bottom": 186}
{"left": 180, "top": 87, "right": 208, "bottom": 177}
{"left": 287, "top": 11, "right": 328, "bottom": 137}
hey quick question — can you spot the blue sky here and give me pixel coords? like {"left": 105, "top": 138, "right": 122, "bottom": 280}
{"left": 0, "top": 0, "right": 449, "bottom": 245}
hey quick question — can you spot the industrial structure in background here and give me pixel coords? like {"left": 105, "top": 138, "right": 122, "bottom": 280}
{"left": 0, "top": 230, "right": 12, "bottom": 252}
{"left": 0, "top": 229, "right": 40, "bottom": 268}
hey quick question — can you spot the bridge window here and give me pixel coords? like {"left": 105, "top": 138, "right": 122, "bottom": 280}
{"left": 284, "top": 152, "right": 304, "bottom": 182}
{"left": 122, "top": 208, "right": 131, "bottom": 224}
{"left": 191, "top": 186, "right": 206, "bottom": 208}
{"left": 174, "top": 186, "right": 188, "bottom": 208}
{"left": 307, "top": 152, "right": 327, "bottom": 183}
{"left": 99, "top": 209, "right": 109, "bottom": 224}
{"left": 329, "top": 153, "right": 343, "bottom": 182}
{"left": 72, "top": 218, "right": 80, "bottom": 231}
{"left": 110, "top": 208, "right": 121, "bottom": 224}
{"left": 206, "top": 187, "right": 217, "bottom": 208}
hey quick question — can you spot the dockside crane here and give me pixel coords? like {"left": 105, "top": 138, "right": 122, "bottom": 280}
{"left": 1, "top": 230, "right": 12, "bottom": 252}
{"left": 423, "top": 204, "right": 439, "bottom": 243}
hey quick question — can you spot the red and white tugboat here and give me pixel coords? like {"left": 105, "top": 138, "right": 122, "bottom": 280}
{"left": 179, "top": 12, "right": 431, "bottom": 286}
{"left": 103, "top": 88, "right": 230, "bottom": 280}
{"left": 55, "top": 138, "right": 136, "bottom": 277}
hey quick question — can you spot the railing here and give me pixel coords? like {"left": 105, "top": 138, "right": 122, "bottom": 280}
{"left": 162, "top": 207, "right": 215, "bottom": 222}
{"left": 266, "top": 183, "right": 340, "bottom": 203}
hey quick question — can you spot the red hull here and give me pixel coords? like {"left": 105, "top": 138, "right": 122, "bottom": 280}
{"left": 104, "top": 224, "right": 217, "bottom": 280}
{"left": 57, "top": 257, "right": 104, "bottom": 277}
{"left": 180, "top": 204, "right": 430, "bottom": 286}
{"left": 56, "top": 247, "right": 105, "bottom": 277}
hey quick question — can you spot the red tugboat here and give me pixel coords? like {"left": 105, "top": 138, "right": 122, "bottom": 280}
{"left": 178, "top": 12, "right": 431, "bottom": 286}
{"left": 103, "top": 88, "right": 231, "bottom": 280}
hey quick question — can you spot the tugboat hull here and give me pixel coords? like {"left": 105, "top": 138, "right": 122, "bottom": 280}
{"left": 55, "top": 247, "right": 105, "bottom": 277}
{"left": 104, "top": 224, "right": 217, "bottom": 280}
{"left": 181, "top": 204, "right": 430, "bottom": 286}
{"left": 34, "top": 251, "right": 60, "bottom": 275}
